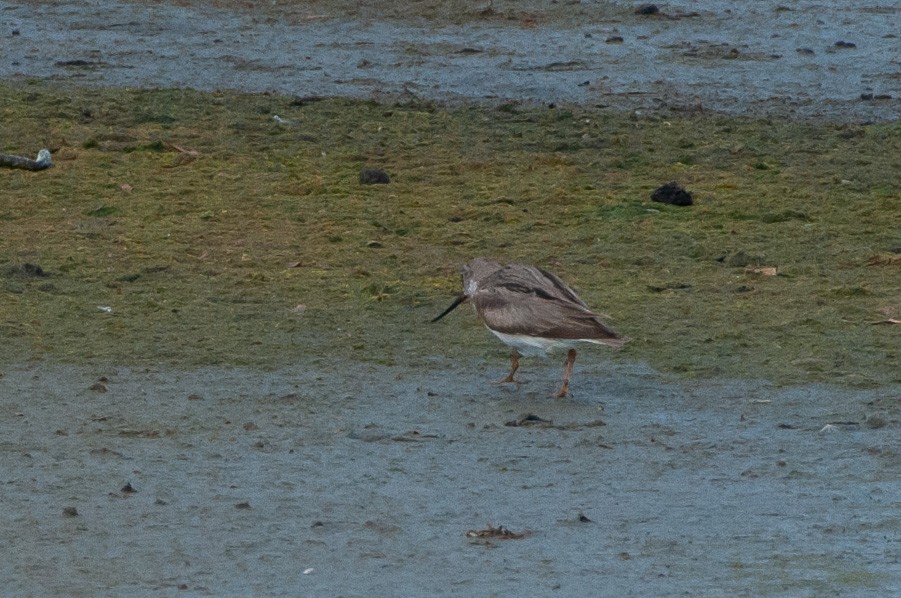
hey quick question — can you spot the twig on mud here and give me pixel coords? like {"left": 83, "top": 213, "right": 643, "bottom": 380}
{"left": 466, "top": 523, "right": 531, "bottom": 540}
{"left": 163, "top": 142, "right": 200, "bottom": 167}
{"left": 0, "top": 149, "right": 53, "bottom": 171}
{"left": 165, "top": 142, "right": 200, "bottom": 156}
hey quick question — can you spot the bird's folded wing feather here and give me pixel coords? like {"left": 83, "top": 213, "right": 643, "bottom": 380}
{"left": 474, "top": 286, "right": 621, "bottom": 342}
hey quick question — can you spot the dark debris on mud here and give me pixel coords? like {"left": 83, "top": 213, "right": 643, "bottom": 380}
{"left": 466, "top": 523, "right": 532, "bottom": 541}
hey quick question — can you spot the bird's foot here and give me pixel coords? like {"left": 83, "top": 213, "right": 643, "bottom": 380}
{"left": 553, "top": 384, "right": 570, "bottom": 399}
{"left": 494, "top": 376, "right": 526, "bottom": 387}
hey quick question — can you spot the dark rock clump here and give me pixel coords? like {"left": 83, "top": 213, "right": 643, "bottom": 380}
{"left": 359, "top": 168, "right": 390, "bottom": 184}
{"left": 651, "top": 181, "right": 693, "bottom": 206}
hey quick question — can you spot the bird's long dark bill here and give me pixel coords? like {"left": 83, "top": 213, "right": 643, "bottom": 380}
{"left": 431, "top": 293, "right": 467, "bottom": 322}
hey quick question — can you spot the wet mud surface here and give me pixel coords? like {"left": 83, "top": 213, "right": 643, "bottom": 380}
{"left": 1, "top": 0, "right": 899, "bottom": 121}
{"left": 1, "top": 0, "right": 900, "bottom": 594}
{"left": 2, "top": 360, "right": 899, "bottom": 595}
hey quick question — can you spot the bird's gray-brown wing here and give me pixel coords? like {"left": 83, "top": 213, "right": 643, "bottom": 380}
{"left": 472, "top": 280, "right": 623, "bottom": 345}
{"left": 532, "top": 266, "right": 591, "bottom": 309}
{"left": 489, "top": 263, "right": 594, "bottom": 309}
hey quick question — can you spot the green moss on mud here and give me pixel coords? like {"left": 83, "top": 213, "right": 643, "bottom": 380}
{"left": 1, "top": 81, "right": 898, "bottom": 385}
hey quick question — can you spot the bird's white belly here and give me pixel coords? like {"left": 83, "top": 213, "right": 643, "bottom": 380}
{"left": 488, "top": 329, "right": 583, "bottom": 356}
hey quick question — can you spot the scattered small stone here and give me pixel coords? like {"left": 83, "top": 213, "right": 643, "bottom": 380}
{"left": 606, "top": 35, "right": 624, "bottom": 44}
{"left": 235, "top": 501, "right": 251, "bottom": 509}
{"left": 834, "top": 40, "right": 856, "bottom": 48}
{"left": 650, "top": 181, "right": 693, "bottom": 206}
{"left": 290, "top": 95, "right": 324, "bottom": 106}
{"left": 359, "top": 168, "right": 390, "bottom": 184}
{"left": 635, "top": 4, "right": 659, "bottom": 16}
{"left": 187, "top": 393, "right": 202, "bottom": 400}
{"left": 365, "top": 240, "right": 384, "bottom": 248}
{"left": 121, "top": 482, "right": 137, "bottom": 494}
{"left": 89, "top": 382, "right": 108, "bottom": 393}
{"left": 5, "top": 263, "right": 48, "bottom": 277}
{"left": 55, "top": 59, "right": 98, "bottom": 67}
{"left": 578, "top": 513, "right": 592, "bottom": 523}
{"left": 505, "top": 413, "right": 553, "bottom": 427}
{"left": 647, "top": 282, "right": 692, "bottom": 292}
{"left": 62, "top": 506, "right": 79, "bottom": 517}
{"left": 22, "top": 262, "right": 46, "bottom": 276}
{"left": 796, "top": 47, "right": 815, "bottom": 55}
{"left": 864, "top": 417, "right": 886, "bottom": 429}
{"left": 242, "top": 421, "right": 259, "bottom": 431}
{"left": 860, "top": 93, "right": 892, "bottom": 101}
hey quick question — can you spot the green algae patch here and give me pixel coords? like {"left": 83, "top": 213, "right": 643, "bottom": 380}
{"left": 1, "top": 81, "right": 898, "bottom": 385}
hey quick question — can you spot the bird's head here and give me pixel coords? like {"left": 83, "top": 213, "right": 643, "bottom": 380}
{"left": 431, "top": 257, "right": 503, "bottom": 322}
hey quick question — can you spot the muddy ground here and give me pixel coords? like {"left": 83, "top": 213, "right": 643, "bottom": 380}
{"left": 2, "top": 360, "right": 899, "bottom": 595}
{"left": 1, "top": 0, "right": 900, "bottom": 595}
{"left": 2, "top": 0, "right": 899, "bottom": 121}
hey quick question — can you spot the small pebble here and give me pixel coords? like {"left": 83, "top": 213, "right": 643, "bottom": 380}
{"left": 359, "top": 168, "right": 390, "bottom": 184}
{"left": 635, "top": 4, "right": 659, "bottom": 15}
{"left": 650, "top": 181, "right": 693, "bottom": 206}
{"left": 865, "top": 417, "right": 886, "bottom": 429}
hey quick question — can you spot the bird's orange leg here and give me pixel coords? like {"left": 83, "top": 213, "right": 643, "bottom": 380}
{"left": 496, "top": 350, "right": 521, "bottom": 385}
{"left": 555, "top": 349, "right": 577, "bottom": 398}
